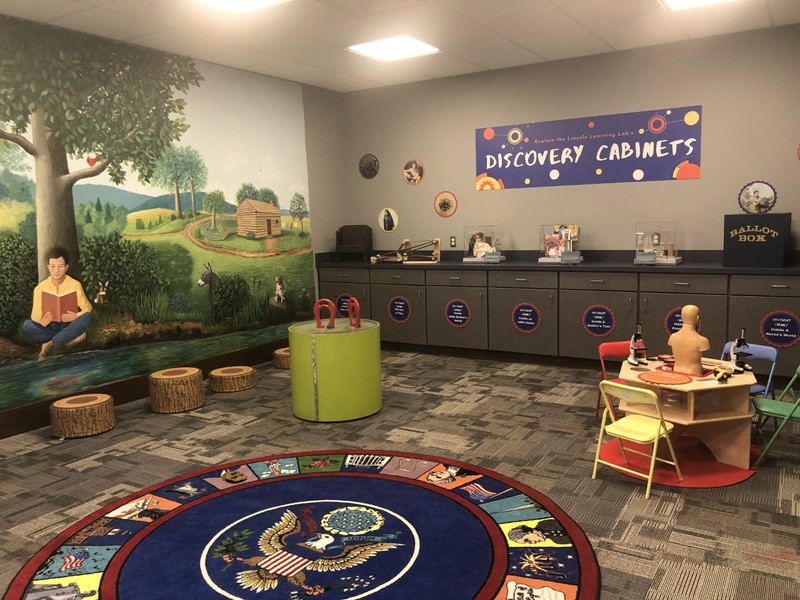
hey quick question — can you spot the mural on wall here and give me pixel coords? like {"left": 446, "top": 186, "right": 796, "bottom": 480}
{"left": 0, "top": 17, "right": 314, "bottom": 412}
{"left": 475, "top": 105, "right": 702, "bottom": 190}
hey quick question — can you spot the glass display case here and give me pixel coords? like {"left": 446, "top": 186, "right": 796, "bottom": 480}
{"left": 538, "top": 224, "right": 583, "bottom": 264}
{"left": 634, "top": 222, "right": 682, "bottom": 265}
{"left": 463, "top": 226, "right": 506, "bottom": 263}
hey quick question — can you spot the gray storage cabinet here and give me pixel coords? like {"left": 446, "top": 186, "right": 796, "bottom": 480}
{"left": 370, "top": 269, "right": 427, "bottom": 344}
{"left": 488, "top": 271, "right": 558, "bottom": 355}
{"left": 639, "top": 273, "right": 728, "bottom": 356}
{"left": 729, "top": 275, "right": 800, "bottom": 377}
{"left": 558, "top": 272, "right": 638, "bottom": 360}
{"left": 426, "top": 270, "right": 488, "bottom": 349}
{"left": 318, "top": 267, "right": 371, "bottom": 319}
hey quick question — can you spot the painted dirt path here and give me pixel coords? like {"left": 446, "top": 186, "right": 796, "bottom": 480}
{"left": 125, "top": 215, "right": 311, "bottom": 258}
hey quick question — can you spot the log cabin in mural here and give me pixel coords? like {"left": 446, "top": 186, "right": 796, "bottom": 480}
{"left": 237, "top": 198, "right": 282, "bottom": 239}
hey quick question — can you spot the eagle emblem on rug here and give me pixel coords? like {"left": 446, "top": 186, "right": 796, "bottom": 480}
{"left": 214, "top": 508, "right": 404, "bottom": 596}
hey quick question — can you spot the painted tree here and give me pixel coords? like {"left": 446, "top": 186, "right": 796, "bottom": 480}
{"left": 203, "top": 189, "right": 226, "bottom": 231}
{"left": 181, "top": 146, "right": 207, "bottom": 216}
{"left": 152, "top": 145, "right": 186, "bottom": 219}
{"left": 235, "top": 183, "right": 258, "bottom": 206}
{"left": 0, "top": 16, "right": 202, "bottom": 278}
{"left": 256, "top": 187, "right": 279, "bottom": 210}
{"left": 0, "top": 139, "right": 29, "bottom": 172}
{"left": 289, "top": 192, "right": 308, "bottom": 234}
{"left": 235, "top": 182, "right": 279, "bottom": 209}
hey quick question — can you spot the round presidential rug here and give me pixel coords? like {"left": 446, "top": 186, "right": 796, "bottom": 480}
{"left": 5, "top": 450, "right": 599, "bottom": 600}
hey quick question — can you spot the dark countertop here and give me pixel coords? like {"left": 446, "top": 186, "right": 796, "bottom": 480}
{"left": 316, "top": 250, "right": 800, "bottom": 276}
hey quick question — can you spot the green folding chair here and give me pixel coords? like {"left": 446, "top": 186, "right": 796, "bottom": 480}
{"left": 753, "top": 364, "right": 800, "bottom": 467}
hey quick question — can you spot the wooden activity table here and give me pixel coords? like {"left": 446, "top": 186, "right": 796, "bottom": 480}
{"left": 617, "top": 360, "right": 756, "bottom": 469}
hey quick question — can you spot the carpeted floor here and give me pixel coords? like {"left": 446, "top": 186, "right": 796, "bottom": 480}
{"left": 1, "top": 348, "right": 798, "bottom": 599}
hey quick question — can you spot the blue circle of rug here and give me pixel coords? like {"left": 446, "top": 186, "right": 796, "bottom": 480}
{"left": 6, "top": 450, "right": 599, "bottom": 599}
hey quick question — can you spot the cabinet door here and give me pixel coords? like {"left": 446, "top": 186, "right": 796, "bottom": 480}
{"left": 370, "top": 284, "right": 426, "bottom": 344}
{"left": 318, "top": 282, "right": 371, "bottom": 319}
{"left": 729, "top": 296, "right": 800, "bottom": 377}
{"left": 488, "top": 287, "right": 558, "bottom": 355}
{"left": 639, "top": 293, "right": 727, "bottom": 356}
{"left": 558, "top": 290, "right": 637, "bottom": 359}
{"left": 426, "top": 286, "right": 488, "bottom": 349}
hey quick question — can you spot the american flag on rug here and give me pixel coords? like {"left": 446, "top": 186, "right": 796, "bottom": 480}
{"left": 258, "top": 550, "right": 314, "bottom": 576}
{"left": 462, "top": 482, "right": 498, "bottom": 501}
{"left": 58, "top": 549, "right": 89, "bottom": 572}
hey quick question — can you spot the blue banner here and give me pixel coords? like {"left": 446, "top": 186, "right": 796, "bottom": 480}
{"left": 475, "top": 105, "right": 701, "bottom": 190}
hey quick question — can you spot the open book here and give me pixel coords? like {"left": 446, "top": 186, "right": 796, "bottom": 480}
{"left": 42, "top": 290, "right": 78, "bottom": 321}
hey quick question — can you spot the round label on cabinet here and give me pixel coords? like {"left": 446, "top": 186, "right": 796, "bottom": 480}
{"left": 665, "top": 306, "right": 703, "bottom": 334}
{"left": 512, "top": 303, "right": 541, "bottom": 334}
{"left": 388, "top": 296, "right": 412, "bottom": 324}
{"left": 760, "top": 311, "right": 800, "bottom": 348}
{"left": 582, "top": 305, "right": 616, "bottom": 337}
{"left": 445, "top": 299, "right": 471, "bottom": 328}
{"left": 335, "top": 294, "right": 352, "bottom": 317}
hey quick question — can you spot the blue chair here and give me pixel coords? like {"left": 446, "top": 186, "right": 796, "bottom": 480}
{"left": 720, "top": 341, "right": 777, "bottom": 399}
{"left": 753, "top": 364, "right": 800, "bottom": 466}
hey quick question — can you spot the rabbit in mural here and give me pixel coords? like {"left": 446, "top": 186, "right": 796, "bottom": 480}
{"left": 94, "top": 281, "right": 109, "bottom": 305}
{"left": 197, "top": 263, "right": 220, "bottom": 322}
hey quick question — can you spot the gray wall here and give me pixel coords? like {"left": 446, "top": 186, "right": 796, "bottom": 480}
{"left": 304, "top": 24, "right": 800, "bottom": 255}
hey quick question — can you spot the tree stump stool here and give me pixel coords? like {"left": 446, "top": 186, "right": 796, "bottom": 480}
{"left": 148, "top": 367, "right": 205, "bottom": 413}
{"left": 208, "top": 365, "right": 256, "bottom": 392}
{"left": 50, "top": 393, "right": 116, "bottom": 438}
{"left": 273, "top": 347, "right": 290, "bottom": 369}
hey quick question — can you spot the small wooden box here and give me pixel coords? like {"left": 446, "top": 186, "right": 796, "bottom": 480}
{"left": 723, "top": 213, "right": 791, "bottom": 268}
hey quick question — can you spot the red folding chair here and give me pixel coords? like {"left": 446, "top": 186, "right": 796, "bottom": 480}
{"left": 596, "top": 340, "right": 631, "bottom": 419}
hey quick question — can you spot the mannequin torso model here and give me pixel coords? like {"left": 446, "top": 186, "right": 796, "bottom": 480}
{"left": 667, "top": 304, "right": 711, "bottom": 376}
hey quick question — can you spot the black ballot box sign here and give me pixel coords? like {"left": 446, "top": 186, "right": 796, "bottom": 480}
{"left": 724, "top": 213, "right": 792, "bottom": 268}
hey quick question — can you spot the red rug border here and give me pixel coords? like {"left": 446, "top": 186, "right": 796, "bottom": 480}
{"left": 4, "top": 448, "right": 601, "bottom": 600}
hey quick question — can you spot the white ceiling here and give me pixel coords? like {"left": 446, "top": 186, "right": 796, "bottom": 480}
{"left": 2, "top": 0, "right": 799, "bottom": 93}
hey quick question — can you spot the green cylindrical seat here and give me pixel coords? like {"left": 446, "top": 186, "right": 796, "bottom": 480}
{"left": 288, "top": 318, "right": 381, "bottom": 421}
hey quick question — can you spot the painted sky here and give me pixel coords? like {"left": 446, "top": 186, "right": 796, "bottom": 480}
{"left": 22, "top": 60, "right": 309, "bottom": 209}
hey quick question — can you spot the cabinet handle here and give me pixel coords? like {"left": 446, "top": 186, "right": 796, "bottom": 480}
{"left": 629, "top": 297, "right": 633, "bottom": 311}
{"left": 643, "top": 297, "right": 648, "bottom": 313}
{"left": 418, "top": 290, "right": 422, "bottom": 302}
{"left": 771, "top": 284, "right": 789, "bottom": 289}
{"left": 391, "top": 275, "right": 402, "bottom": 279}
{"left": 549, "top": 293, "right": 554, "bottom": 308}
{"left": 449, "top": 276, "right": 462, "bottom": 281}
{"left": 674, "top": 282, "right": 690, "bottom": 286}
{"left": 590, "top": 279, "right": 604, "bottom": 284}
{"left": 515, "top": 278, "right": 529, "bottom": 282}
{"left": 480, "top": 291, "right": 484, "bottom": 307}
{"left": 338, "top": 274, "right": 349, "bottom": 278}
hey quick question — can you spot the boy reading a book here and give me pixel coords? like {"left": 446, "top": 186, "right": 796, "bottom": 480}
{"left": 22, "top": 247, "right": 92, "bottom": 359}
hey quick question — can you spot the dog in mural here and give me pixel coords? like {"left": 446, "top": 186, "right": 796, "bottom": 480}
{"left": 274, "top": 276, "right": 286, "bottom": 304}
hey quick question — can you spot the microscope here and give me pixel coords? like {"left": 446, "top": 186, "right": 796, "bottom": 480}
{"left": 627, "top": 323, "right": 648, "bottom": 366}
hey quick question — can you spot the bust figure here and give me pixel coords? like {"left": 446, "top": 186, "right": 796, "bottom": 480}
{"left": 667, "top": 304, "right": 710, "bottom": 376}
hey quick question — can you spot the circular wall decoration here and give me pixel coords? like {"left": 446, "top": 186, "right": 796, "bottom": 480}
{"left": 738, "top": 180, "right": 777, "bottom": 214}
{"left": 359, "top": 153, "right": 380, "bottom": 179}
{"left": 434, "top": 190, "right": 458, "bottom": 218}
{"left": 402, "top": 159, "right": 424, "bottom": 185}
{"left": 379, "top": 207, "right": 399, "bottom": 232}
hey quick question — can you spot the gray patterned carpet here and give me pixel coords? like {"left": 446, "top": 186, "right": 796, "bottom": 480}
{"left": 1, "top": 349, "right": 798, "bottom": 599}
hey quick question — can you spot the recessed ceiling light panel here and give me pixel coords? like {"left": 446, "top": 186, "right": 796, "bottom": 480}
{"left": 662, "top": 0, "right": 740, "bottom": 10}
{"left": 348, "top": 35, "right": 440, "bottom": 62}
{"left": 193, "top": 0, "right": 293, "bottom": 14}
